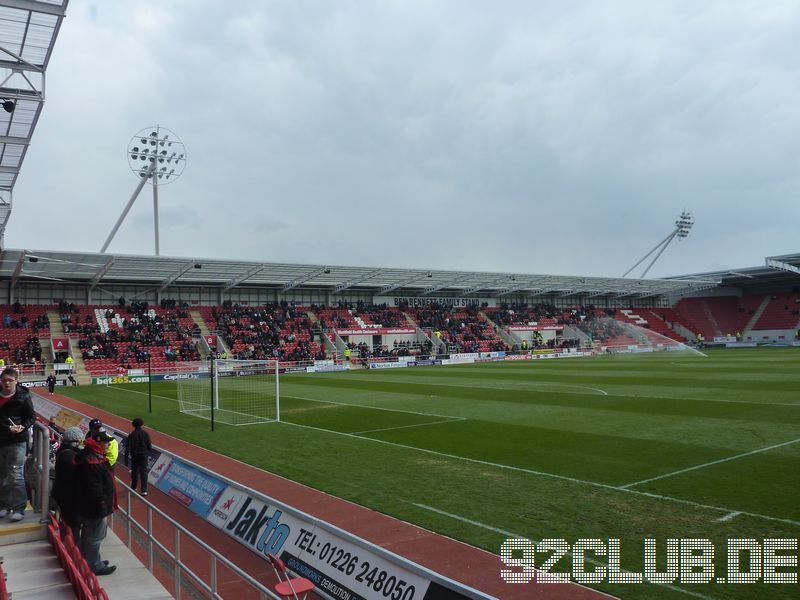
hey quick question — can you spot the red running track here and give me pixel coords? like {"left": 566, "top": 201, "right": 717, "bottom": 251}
{"left": 46, "top": 392, "right": 613, "bottom": 600}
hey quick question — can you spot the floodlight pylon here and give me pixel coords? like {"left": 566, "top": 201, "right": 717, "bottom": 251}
{"left": 622, "top": 211, "right": 693, "bottom": 278}
{"left": 100, "top": 126, "right": 187, "bottom": 256}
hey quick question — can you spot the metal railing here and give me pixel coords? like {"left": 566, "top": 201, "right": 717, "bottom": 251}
{"left": 111, "top": 480, "right": 279, "bottom": 600}
{"left": 30, "top": 422, "right": 52, "bottom": 523}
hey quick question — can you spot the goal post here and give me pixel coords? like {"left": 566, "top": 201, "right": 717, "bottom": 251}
{"left": 177, "top": 358, "right": 281, "bottom": 426}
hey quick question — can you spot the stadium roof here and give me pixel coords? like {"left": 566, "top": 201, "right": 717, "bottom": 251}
{"left": 669, "top": 252, "right": 800, "bottom": 288}
{"left": 0, "top": 0, "right": 68, "bottom": 243}
{"left": 0, "top": 248, "right": 719, "bottom": 298}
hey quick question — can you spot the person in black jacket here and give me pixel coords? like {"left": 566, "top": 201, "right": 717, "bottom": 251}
{"left": 0, "top": 367, "right": 35, "bottom": 522}
{"left": 125, "top": 417, "right": 152, "bottom": 496}
{"left": 52, "top": 427, "right": 84, "bottom": 540}
{"left": 76, "top": 429, "right": 116, "bottom": 576}
{"left": 46, "top": 373, "right": 57, "bottom": 394}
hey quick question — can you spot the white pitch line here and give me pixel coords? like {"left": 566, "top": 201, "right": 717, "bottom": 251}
{"left": 413, "top": 504, "right": 714, "bottom": 600}
{"left": 92, "top": 384, "right": 800, "bottom": 528}
{"left": 107, "top": 380, "right": 800, "bottom": 411}
{"left": 103, "top": 386, "right": 466, "bottom": 421}
{"left": 620, "top": 436, "right": 800, "bottom": 489}
{"left": 308, "top": 375, "right": 800, "bottom": 407}
{"left": 99, "top": 386, "right": 178, "bottom": 403}
{"left": 318, "top": 376, "right": 800, "bottom": 408}
{"left": 324, "top": 376, "right": 610, "bottom": 397}
{"left": 414, "top": 503, "right": 521, "bottom": 537}
{"left": 280, "top": 420, "right": 800, "bottom": 528}
{"left": 349, "top": 417, "right": 465, "bottom": 436}
{"left": 284, "top": 394, "right": 461, "bottom": 419}
{"left": 717, "top": 511, "right": 741, "bottom": 522}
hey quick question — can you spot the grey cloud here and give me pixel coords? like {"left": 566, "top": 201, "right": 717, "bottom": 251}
{"left": 7, "top": 0, "right": 800, "bottom": 278}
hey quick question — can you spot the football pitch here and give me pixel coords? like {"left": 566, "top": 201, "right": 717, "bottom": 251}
{"left": 56, "top": 348, "right": 800, "bottom": 599}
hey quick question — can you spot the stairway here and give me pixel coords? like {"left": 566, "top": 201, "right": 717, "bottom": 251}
{"left": 479, "top": 311, "right": 519, "bottom": 347}
{"left": 305, "top": 310, "right": 323, "bottom": 347}
{"left": 402, "top": 311, "right": 418, "bottom": 327}
{"left": 46, "top": 310, "right": 91, "bottom": 384}
{"left": 0, "top": 516, "right": 76, "bottom": 599}
{"left": 46, "top": 310, "right": 65, "bottom": 337}
{"left": 67, "top": 342, "right": 92, "bottom": 385}
{"left": 188, "top": 311, "right": 212, "bottom": 359}
{"left": 744, "top": 296, "right": 771, "bottom": 333}
{"left": 189, "top": 310, "right": 210, "bottom": 336}
{"left": 563, "top": 324, "right": 591, "bottom": 347}
{"left": 701, "top": 301, "right": 722, "bottom": 337}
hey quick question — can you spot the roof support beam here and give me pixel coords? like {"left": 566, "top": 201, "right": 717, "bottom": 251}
{"left": 283, "top": 266, "right": 329, "bottom": 292}
{"left": 9, "top": 250, "right": 26, "bottom": 291}
{"left": 422, "top": 275, "right": 475, "bottom": 296}
{"left": 333, "top": 269, "right": 383, "bottom": 293}
{"left": 89, "top": 257, "right": 115, "bottom": 291}
{"left": 224, "top": 264, "right": 267, "bottom": 291}
{"left": 160, "top": 261, "right": 198, "bottom": 291}
{"left": 0, "top": 136, "right": 29, "bottom": 145}
{"left": 379, "top": 272, "right": 429, "bottom": 295}
{"left": 463, "top": 274, "right": 516, "bottom": 295}
{"left": 496, "top": 283, "right": 538, "bottom": 297}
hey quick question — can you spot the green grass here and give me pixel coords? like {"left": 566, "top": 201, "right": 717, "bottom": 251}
{"left": 56, "top": 348, "right": 800, "bottom": 599}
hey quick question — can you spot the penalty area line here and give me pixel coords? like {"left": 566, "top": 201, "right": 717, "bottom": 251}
{"left": 279, "top": 420, "right": 800, "bottom": 528}
{"left": 620, "top": 436, "right": 800, "bottom": 489}
{"left": 282, "top": 394, "right": 462, "bottom": 420}
{"left": 334, "top": 376, "right": 610, "bottom": 397}
{"left": 349, "top": 417, "right": 466, "bottom": 436}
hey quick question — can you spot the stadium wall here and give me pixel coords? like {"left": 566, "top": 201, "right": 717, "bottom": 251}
{"left": 744, "top": 328, "right": 798, "bottom": 343}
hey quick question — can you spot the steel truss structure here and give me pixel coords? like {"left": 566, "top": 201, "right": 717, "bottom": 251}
{"left": 0, "top": 0, "right": 68, "bottom": 246}
{"left": 0, "top": 247, "right": 720, "bottom": 302}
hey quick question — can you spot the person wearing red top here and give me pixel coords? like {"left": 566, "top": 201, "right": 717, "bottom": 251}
{"left": 75, "top": 429, "right": 117, "bottom": 576}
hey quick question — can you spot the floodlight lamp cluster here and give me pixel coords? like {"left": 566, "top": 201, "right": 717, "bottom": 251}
{"left": 1, "top": 99, "right": 14, "bottom": 113}
{"left": 127, "top": 127, "right": 186, "bottom": 184}
{"left": 675, "top": 210, "right": 693, "bottom": 239}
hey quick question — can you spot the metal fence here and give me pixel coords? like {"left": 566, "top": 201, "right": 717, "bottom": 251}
{"left": 111, "top": 480, "right": 279, "bottom": 600}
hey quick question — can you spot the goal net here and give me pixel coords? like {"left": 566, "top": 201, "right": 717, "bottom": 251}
{"left": 176, "top": 359, "right": 280, "bottom": 426}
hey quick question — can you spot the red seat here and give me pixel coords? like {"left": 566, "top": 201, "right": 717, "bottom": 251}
{"left": 267, "top": 553, "right": 316, "bottom": 600}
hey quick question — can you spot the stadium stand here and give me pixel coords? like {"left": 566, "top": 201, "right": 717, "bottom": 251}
{"left": 350, "top": 303, "right": 407, "bottom": 328}
{"left": 407, "top": 304, "right": 509, "bottom": 353}
{"left": 2, "top": 290, "right": 799, "bottom": 379}
{"left": 574, "top": 309, "right": 638, "bottom": 348}
{"left": 614, "top": 308, "right": 687, "bottom": 343}
{"left": 663, "top": 295, "right": 766, "bottom": 339}
{"left": 65, "top": 303, "right": 201, "bottom": 374}
{"left": 316, "top": 307, "right": 360, "bottom": 329}
{"left": 0, "top": 304, "right": 50, "bottom": 367}
{"left": 208, "top": 303, "right": 323, "bottom": 362}
{"left": 752, "top": 292, "right": 800, "bottom": 330}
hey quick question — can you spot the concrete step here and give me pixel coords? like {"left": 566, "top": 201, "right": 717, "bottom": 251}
{"left": 46, "top": 311, "right": 66, "bottom": 337}
{"left": 2, "top": 539, "right": 74, "bottom": 599}
{"left": 189, "top": 310, "right": 209, "bottom": 336}
{"left": 1, "top": 526, "right": 173, "bottom": 600}
{"left": 0, "top": 511, "right": 47, "bottom": 546}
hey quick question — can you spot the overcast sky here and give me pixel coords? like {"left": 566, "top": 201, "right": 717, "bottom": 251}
{"left": 7, "top": 0, "right": 800, "bottom": 279}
